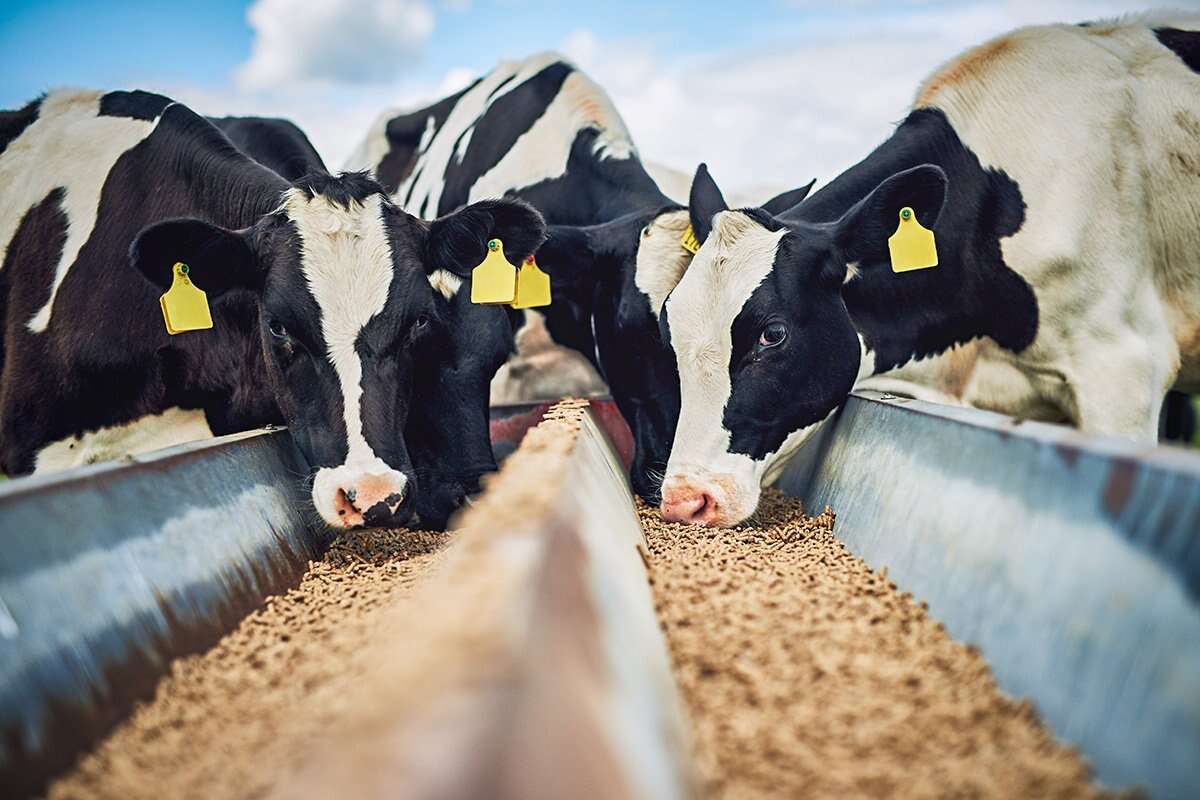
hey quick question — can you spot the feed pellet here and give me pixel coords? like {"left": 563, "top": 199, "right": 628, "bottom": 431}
{"left": 639, "top": 489, "right": 1129, "bottom": 799}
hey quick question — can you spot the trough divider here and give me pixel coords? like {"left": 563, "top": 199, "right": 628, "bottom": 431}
{"left": 777, "top": 390, "right": 1200, "bottom": 797}
{"left": 275, "top": 399, "right": 695, "bottom": 800}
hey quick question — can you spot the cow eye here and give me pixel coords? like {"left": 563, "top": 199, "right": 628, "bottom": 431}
{"left": 414, "top": 315, "right": 429, "bottom": 330}
{"left": 758, "top": 322, "right": 787, "bottom": 349}
{"left": 268, "top": 319, "right": 288, "bottom": 339}
{"left": 641, "top": 225, "right": 652, "bottom": 238}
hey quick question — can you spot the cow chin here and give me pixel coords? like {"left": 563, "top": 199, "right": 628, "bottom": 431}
{"left": 311, "top": 459, "right": 412, "bottom": 530}
{"left": 659, "top": 470, "right": 760, "bottom": 528}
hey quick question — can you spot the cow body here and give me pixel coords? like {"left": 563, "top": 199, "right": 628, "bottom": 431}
{"left": 346, "top": 53, "right": 696, "bottom": 500}
{"left": 0, "top": 89, "right": 543, "bottom": 529}
{"left": 209, "top": 115, "right": 327, "bottom": 181}
{"left": 661, "top": 14, "right": 1200, "bottom": 526}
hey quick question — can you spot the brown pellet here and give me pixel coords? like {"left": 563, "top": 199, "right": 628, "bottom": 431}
{"left": 639, "top": 489, "right": 1131, "bottom": 799}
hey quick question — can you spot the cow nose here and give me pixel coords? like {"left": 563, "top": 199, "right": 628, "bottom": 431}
{"left": 660, "top": 486, "right": 719, "bottom": 526}
{"left": 327, "top": 471, "right": 409, "bottom": 529}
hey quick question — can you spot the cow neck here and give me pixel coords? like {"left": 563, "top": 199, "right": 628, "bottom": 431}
{"left": 179, "top": 128, "right": 292, "bottom": 228}
{"left": 783, "top": 107, "right": 1036, "bottom": 375}
{"left": 555, "top": 131, "right": 673, "bottom": 225}
{"left": 155, "top": 109, "right": 292, "bottom": 426}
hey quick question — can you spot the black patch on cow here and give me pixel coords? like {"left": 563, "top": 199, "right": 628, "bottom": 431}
{"left": 0, "top": 96, "right": 41, "bottom": 157}
{"left": 1156, "top": 27, "right": 1200, "bottom": 74}
{"left": 99, "top": 90, "right": 173, "bottom": 121}
{"left": 433, "top": 61, "right": 574, "bottom": 216}
{"left": 788, "top": 107, "right": 1037, "bottom": 372}
{"left": 377, "top": 79, "right": 478, "bottom": 195}
{"left": 210, "top": 116, "right": 327, "bottom": 181}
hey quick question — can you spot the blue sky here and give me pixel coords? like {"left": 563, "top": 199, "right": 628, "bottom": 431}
{"left": 0, "top": 0, "right": 1185, "bottom": 191}
{"left": 0, "top": 0, "right": 836, "bottom": 105}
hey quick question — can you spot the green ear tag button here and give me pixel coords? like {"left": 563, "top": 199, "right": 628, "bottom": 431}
{"left": 471, "top": 239, "right": 518, "bottom": 305}
{"left": 160, "top": 262, "right": 213, "bottom": 335}
{"left": 888, "top": 206, "right": 939, "bottom": 273}
{"left": 512, "top": 255, "right": 552, "bottom": 309}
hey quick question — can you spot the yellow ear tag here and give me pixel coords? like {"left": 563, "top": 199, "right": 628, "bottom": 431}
{"left": 470, "top": 238, "right": 518, "bottom": 305}
{"left": 159, "top": 262, "right": 213, "bottom": 335}
{"left": 888, "top": 206, "right": 938, "bottom": 273}
{"left": 512, "top": 255, "right": 552, "bottom": 309}
{"left": 680, "top": 225, "right": 700, "bottom": 255}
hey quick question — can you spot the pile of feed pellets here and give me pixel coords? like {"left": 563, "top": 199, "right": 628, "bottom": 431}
{"left": 47, "top": 527, "right": 449, "bottom": 800}
{"left": 638, "top": 489, "right": 1126, "bottom": 799}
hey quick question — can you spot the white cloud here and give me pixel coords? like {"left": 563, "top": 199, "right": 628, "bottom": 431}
{"left": 560, "top": 0, "right": 1171, "bottom": 195}
{"left": 235, "top": 0, "right": 435, "bottom": 90}
{"left": 153, "top": 0, "right": 1177, "bottom": 196}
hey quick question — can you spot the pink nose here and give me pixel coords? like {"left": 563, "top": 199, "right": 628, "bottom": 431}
{"left": 660, "top": 489, "right": 718, "bottom": 526}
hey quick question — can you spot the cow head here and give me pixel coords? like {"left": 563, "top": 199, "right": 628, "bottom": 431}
{"left": 406, "top": 200, "right": 546, "bottom": 529}
{"left": 535, "top": 206, "right": 686, "bottom": 502}
{"left": 660, "top": 164, "right": 947, "bottom": 526}
{"left": 533, "top": 169, "right": 815, "bottom": 503}
{"left": 131, "top": 172, "right": 544, "bottom": 530}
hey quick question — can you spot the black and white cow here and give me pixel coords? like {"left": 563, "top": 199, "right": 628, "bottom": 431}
{"left": 0, "top": 89, "right": 543, "bottom": 529}
{"left": 660, "top": 14, "right": 1200, "bottom": 526}
{"left": 209, "top": 115, "right": 327, "bottom": 181}
{"left": 346, "top": 52, "right": 809, "bottom": 500}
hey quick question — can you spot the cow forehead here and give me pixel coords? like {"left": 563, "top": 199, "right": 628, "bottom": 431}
{"left": 634, "top": 209, "right": 692, "bottom": 318}
{"left": 666, "top": 211, "right": 786, "bottom": 353}
{"left": 283, "top": 189, "right": 399, "bottom": 349}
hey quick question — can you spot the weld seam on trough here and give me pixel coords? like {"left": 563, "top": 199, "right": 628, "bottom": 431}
{"left": 275, "top": 399, "right": 694, "bottom": 800}
{"left": 0, "top": 427, "right": 324, "bottom": 798}
{"left": 777, "top": 391, "right": 1200, "bottom": 798}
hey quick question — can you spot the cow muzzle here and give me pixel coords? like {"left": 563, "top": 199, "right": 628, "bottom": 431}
{"left": 659, "top": 473, "right": 755, "bottom": 527}
{"left": 312, "top": 462, "right": 411, "bottom": 529}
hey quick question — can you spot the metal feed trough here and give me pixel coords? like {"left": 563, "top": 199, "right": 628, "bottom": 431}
{"left": 0, "top": 395, "right": 1197, "bottom": 798}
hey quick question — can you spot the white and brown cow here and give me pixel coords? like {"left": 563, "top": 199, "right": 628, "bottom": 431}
{"left": 660, "top": 13, "right": 1200, "bottom": 526}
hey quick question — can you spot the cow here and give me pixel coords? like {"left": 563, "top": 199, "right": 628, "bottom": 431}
{"left": 0, "top": 89, "right": 544, "bottom": 530}
{"left": 659, "top": 13, "right": 1200, "bottom": 526}
{"left": 209, "top": 115, "right": 327, "bottom": 181}
{"left": 346, "top": 53, "right": 810, "bottom": 500}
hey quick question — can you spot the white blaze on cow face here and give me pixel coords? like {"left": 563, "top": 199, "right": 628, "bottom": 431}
{"left": 0, "top": 90, "right": 165, "bottom": 333}
{"left": 634, "top": 209, "right": 693, "bottom": 318}
{"left": 661, "top": 211, "right": 787, "bottom": 526}
{"left": 285, "top": 189, "right": 408, "bottom": 528}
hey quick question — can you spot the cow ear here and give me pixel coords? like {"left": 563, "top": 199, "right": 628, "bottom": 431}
{"left": 833, "top": 164, "right": 947, "bottom": 264}
{"left": 130, "top": 218, "right": 260, "bottom": 295}
{"left": 426, "top": 198, "right": 546, "bottom": 277}
{"left": 760, "top": 179, "right": 816, "bottom": 216}
{"left": 688, "top": 163, "right": 728, "bottom": 244}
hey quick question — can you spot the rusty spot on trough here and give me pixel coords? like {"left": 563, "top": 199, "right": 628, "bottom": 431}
{"left": 1055, "top": 443, "right": 1081, "bottom": 468}
{"left": 1103, "top": 459, "right": 1138, "bottom": 516}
